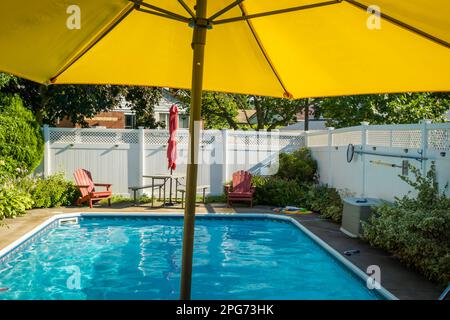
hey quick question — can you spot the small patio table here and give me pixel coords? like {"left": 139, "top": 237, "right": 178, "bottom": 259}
{"left": 143, "top": 173, "right": 186, "bottom": 207}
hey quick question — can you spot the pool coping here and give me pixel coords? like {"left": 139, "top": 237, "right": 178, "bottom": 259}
{"left": 0, "top": 212, "right": 397, "bottom": 300}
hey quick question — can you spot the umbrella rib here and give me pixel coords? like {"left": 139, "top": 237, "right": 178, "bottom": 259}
{"left": 208, "top": 0, "right": 245, "bottom": 21}
{"left": 136, "top": 7, "right": 190, "bottom": 23}
{"left": 177, "top": 0, "right": 195, "bottom": 19}
{"left": 237, "top": 3, "right": 293, "bottom": 98}
{"left": 344, "top": 0, "right": 450, "bottom": 49}
{"left": 212, "top": 0, "right": 341, "bottom": 25}
{"left": 130, "top": 0, "right": 191, "bottom": 22}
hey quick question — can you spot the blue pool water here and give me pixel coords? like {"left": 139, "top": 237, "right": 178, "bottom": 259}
{"left": 0, "top": 216, "right": 382, "bottom": 300}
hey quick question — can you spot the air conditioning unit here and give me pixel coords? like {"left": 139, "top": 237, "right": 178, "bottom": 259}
{"left": 340, "top": 197, "right": 382, "bottom": 238}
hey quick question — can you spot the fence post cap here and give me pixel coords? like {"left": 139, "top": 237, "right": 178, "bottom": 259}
{"left": 138, "top": 126, "right": 145, "bottom": 129}
{"left": 327, "top": 127, "right": 335, "bottom": 131}
{"left": 360, "top": 121, "right": 370, "bottom": 126}
{"left": 420, "top": 119, "right": 432, "bottom": 124}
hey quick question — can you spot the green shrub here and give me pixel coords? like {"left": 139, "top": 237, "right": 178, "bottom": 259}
{"left": 275, "top": 148, "right": 318, "bottom": 183}
{"left": 306, "top": 184, "right": 344, "bottom": 222}
{"left": 362, "top": 163, "right": 450, "bottom": 284}
{"left": 253, "top": 176, "right": 307, "bottom": 207}
{"left": 0, "top": 96, "right": 44, "bottom": 177}
{"left": 246, "top": 148, "right": 318, "bottom": 207}
{"left": 29, "top": 173, "right": 80, "bottom": 208}
{"left": 0, "top": 180, "right": 33, "bottom": 220}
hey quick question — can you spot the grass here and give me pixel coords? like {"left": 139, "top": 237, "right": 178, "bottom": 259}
{"left": 98, "top": 194, "right": 212, "bottom": 205}
{"left": 205, "top": 194, "right": 226, "bottom": 204}
{"left": 98, "top": 195, "right": 152, "bottom": 205}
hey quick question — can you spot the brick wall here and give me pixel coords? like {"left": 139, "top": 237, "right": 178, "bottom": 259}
{"left": 57, "top": 111, "right": 126, "bottom": 128}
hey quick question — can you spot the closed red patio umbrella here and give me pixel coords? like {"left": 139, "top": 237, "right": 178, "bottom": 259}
{"left": 167, "top": 104, "right": 179, "bottom": 171}
{"left": 166, "top": 104, "right": 179, "bottom": 205}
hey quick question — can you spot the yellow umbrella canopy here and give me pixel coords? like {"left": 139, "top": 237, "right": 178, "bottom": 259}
{"left": 1, "top": 0, "right": 449, "bottom": 300}
{"left": 0, "top": 0, "right": 449, "bottom": 98}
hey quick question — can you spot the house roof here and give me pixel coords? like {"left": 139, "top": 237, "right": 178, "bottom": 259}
{"left": 113, "top": 88, "right": 186, "bottom": 114}
{"left": 236, "top": 110, "right": 256, "bottom": 124}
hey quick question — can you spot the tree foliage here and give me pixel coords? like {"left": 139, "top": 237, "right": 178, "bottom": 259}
{"left": 119, "top": 86, "right": 162, "bottom": 128}
{"left": 173, "top": 90, "right": 239, "bottom": 129}
{"left": 275, "top": 148, "right": 318, "bottom": 183}
{"left": 174, "top": 89, "right": 319, "bottom": 130}
{"left": 316, "top": 93, "right": 450, "bottom": 128}
{"left": 0, "top": 95, "right": 44, "bottom": 177}
{"left": 245, "top": 96, "right": 320, "bottom": 130}
{"left": 0, "top": 73, "right": 162, "bottom": 128}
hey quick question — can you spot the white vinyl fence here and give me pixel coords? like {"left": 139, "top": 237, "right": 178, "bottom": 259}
{"left": 41, "top": 126, "right": 304, "bottom": 196}
{"left": 41, "top": 121, "right": 450, "bottom": 202}
{"left": 307, "top": 121, "right": 450, "bottom": 201}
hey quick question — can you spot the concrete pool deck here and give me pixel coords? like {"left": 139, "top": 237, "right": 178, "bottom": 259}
{"left": 0, "top": 202, "right": 444, "bottom": 300}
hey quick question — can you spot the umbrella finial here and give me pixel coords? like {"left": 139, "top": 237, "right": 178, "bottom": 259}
{"left": 283, "top": 91, "right": 294, "bottom": 99}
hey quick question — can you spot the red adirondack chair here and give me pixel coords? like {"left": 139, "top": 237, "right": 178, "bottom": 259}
{"left": 225, "top": 170, "right": 255, "bottom": 207}
{"left": 73, "top": 169, "right": 112, "bottom": 208}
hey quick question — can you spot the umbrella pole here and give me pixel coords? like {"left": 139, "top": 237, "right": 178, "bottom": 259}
{"left": 166, "top": 168, "right": 174, "bottom": 206}
{"left": 180, "top": 0, "right": 207, "bottom": 300}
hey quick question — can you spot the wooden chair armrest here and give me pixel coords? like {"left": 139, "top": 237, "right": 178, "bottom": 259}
{"left": 94, "top": 183, "right": 112, "bottom": 190}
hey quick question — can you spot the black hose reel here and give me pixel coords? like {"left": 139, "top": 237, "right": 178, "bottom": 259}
{"left": 346, "top": 144, "right": 355, "bottom": 163}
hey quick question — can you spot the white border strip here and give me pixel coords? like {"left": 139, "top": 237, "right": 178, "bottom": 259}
{"left": 0, "top": 212, "right": 397, "bottom": 300}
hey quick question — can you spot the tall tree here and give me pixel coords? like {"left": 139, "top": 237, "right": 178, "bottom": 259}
{"left": 121, "top": 86, "right": 162, "bottom": 128}
{"left": 0, "top": 73, "right": 162, "bottom": 128}
{"left": 174, "top": 89, "right": 320, "bottom": 130}
{"left": 173, "top": 90, "right": 239, "bottom": 129}
{"left": 250, "top": 96, "right": 320, "bottom": 130}
{"left": 315, "top": 93, "right": 450, "bottom": 128}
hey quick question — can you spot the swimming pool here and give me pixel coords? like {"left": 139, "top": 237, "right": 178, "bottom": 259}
{"left": 0, "top": 214, "right": 394, "bottom": 300}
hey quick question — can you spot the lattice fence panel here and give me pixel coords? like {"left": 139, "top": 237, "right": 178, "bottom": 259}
{"left": 201, "top": 130, "right": 222, "bottom": 146}
{"left": 308, "top": 134, "right": 328, "bottom": 147}
{"left": 278, "top": 134, "right": 306, "bottom": 148}
{"left": 391, "top": 130, "right": 421, "bottom": 148}
{"left": 79, "top": 131, "right": 118, "bottom": 144}
{"left": 176, "top": 132, "right": 189, "bottom": 145}
{"left": 119, "top": 131, "right": 139, "bottom": 144}
{"left": 230, "top": 132, "right": 257, "bottom": 146}
{"left": 428, "top": 129, "right": 450, "bottom": 151}
{"left": 333, "top": 131, "right": 361, "bottom": 146}
{"left": 367, "top": 130, "right": 391, "bottom": 147}
{"left": 145, "top": 130, "right": 223, "bottom": 146}
{"left": 145, "top": 131, "right": 169, "bottom": 145}
{"left": 49, "top": 130, "right": 77, "bottom": 144}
